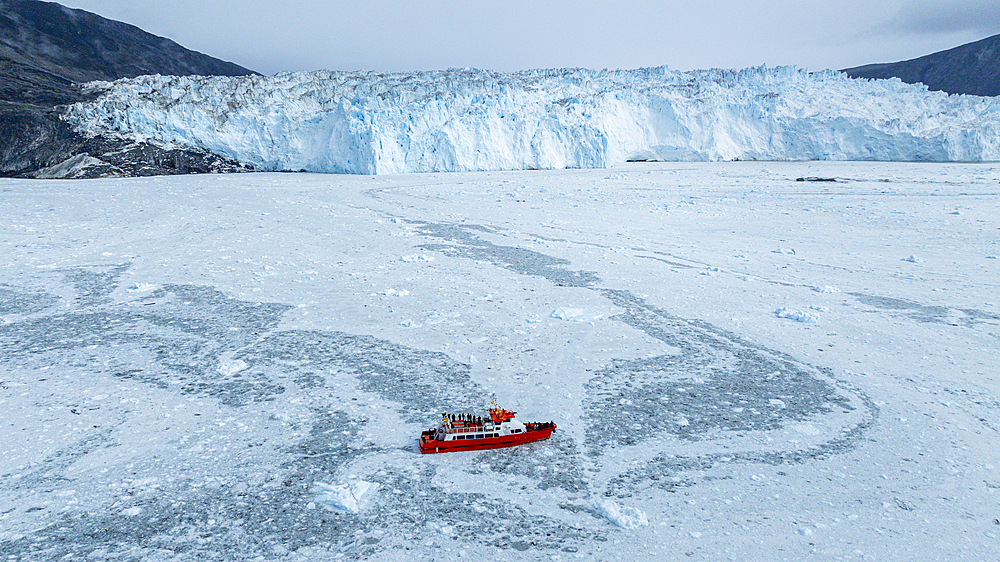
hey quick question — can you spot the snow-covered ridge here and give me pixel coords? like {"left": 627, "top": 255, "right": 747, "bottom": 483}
{"left": 64, "top": 66, "right": 1000, "bottom": 174}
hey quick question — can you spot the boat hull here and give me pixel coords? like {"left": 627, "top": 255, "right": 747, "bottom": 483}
{"left": 419, "top": 423, "right": 555, "bottom": 454}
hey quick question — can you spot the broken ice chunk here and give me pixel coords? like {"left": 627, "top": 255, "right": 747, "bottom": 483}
{"left": 217, "top": 359, "right": 248, "bottom": 377}
{"left": 314, "top": 481, "right": 379, "bottom": 514}
{"left": 594, "top": 498, "right": 648, "bottom": 529}
{"left": 400, "top": 254, "right": 435, "bottom": 263}
{"left": 126, "top": 282, "right": 157, "bottom": 293}
{"left": 550, "top": 307, "right": 603, "bottom": 321}
{"left": 774, "top": 307, "right": 819, "bottom": 323}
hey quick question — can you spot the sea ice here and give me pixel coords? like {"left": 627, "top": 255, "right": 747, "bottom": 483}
{"left": 3, "top": 162, "right": 997, "bottom": 561}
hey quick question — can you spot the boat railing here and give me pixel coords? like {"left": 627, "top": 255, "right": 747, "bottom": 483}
{"left": 446, "top": 425, "right": 490, "bottom": 434}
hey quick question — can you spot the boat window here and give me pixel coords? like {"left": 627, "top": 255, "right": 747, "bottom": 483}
{"left": 476, "top": 434, "right": 483, "bottom": 439}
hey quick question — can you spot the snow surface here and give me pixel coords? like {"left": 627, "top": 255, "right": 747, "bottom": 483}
{"left": 64, "top": 67, "right": 1000, "bottom": 175}
{"left": 2, "top": 161, "right": 999, "bottom": 561}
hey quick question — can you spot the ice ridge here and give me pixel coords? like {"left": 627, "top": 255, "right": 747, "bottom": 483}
{"left": 64, "top": 66, "right": 1000, "bottom": 174}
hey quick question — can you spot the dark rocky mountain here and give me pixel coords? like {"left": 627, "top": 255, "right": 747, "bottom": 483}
{"left": 1, "top": 0, "right": 258, "bottom": 178}
{"left": 842, "top": 34, "right": 1000, "bottom": 97}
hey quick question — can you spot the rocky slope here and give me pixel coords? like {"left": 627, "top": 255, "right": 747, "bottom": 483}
{"left": 0, "top": 0, "right": 257, "bottom": 178}
{"left": 842, "top": 33, "right": 1000, "bottom": 97}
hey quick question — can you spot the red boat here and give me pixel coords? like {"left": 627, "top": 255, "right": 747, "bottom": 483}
{"left": 419, "top": 399, "right": 556, "bottom": 454}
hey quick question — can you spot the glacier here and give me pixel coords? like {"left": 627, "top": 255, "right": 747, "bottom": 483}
{"left": 64, "top": 66, "right": 1000, "bottom": 174}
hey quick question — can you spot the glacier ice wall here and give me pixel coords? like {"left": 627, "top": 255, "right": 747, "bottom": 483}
{"left": 64, "top": 66, "right": 1000, "bottom": 174}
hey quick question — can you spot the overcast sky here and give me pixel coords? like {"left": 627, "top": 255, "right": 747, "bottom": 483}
{"left": 61, "top": 0, "right": 1000, "bottom": 75}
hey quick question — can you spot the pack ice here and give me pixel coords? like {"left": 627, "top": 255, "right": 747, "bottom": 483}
{"left": 65, "top": 66, "right": 1000, "bottom": 174}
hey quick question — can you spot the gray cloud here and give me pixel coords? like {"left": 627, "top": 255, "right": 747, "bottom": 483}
{"left": 887, "top": 0, "right": 1000, "bottom": 36}
{"left": 58, "top": 1, "right": 1000, "bottom": 75}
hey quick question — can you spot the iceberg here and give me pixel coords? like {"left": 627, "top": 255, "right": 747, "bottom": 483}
{"left": 64, "top": 66, "right": 1000, "bottom": 174}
